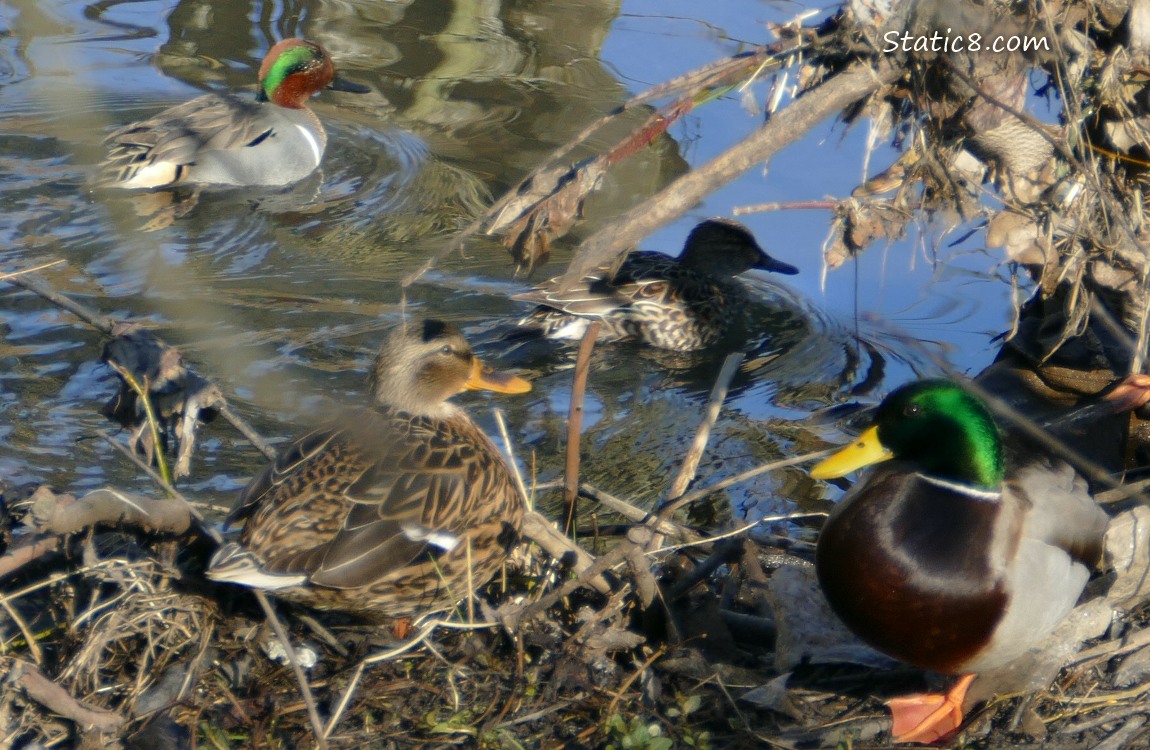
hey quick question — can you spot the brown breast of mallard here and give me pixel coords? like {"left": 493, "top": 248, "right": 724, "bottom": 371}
{"left": 816, "top": 466, "right": 1012, "bottom": 673}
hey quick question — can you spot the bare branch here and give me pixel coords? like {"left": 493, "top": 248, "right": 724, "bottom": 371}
{"left": 564, "top": 321, "right": 601, "bottom": 534}
{"left": 3, "top": 657, "right": 125, "bottom": 733}
{"left": 26, "top": 487, "right": 195, "bottom": 537}
{"left": 557, "top": 58, "right": 902, "bottom": 291}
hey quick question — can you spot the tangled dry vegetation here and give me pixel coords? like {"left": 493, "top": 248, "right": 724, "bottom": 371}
{"left": 9, "top": 1, "right": 1150, "bottom": 749}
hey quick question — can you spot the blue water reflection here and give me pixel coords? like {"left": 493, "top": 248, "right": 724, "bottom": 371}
{"left": 0, "top": 0, "right": 1013, "bottom": 527}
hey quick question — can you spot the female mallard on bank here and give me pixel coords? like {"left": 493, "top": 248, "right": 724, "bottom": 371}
{"left": 810, "top": 379, "right": 1108, "bottom": 743}
{"left": 514, "top": 218, "right": 798, "bottom": 352}
{"left": 99, "top": 38, "right": 368, "bottom": 189}
{"left": 207, "top": 320, "right": 531, "bottom": 618}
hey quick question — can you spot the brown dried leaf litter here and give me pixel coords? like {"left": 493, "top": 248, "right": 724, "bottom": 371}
{"left": 4, "top": 484, "right": 1150, "bottom": 749}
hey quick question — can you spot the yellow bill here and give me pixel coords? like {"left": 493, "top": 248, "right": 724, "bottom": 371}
{"left": 465, "top": 359, "right": 532, "bottom": 394}
{"left": 809, "top": 425, "right": 893, "bottom": 479}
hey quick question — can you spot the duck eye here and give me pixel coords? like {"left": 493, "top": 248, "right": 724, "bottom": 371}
{"left": 439, "top": 344, "right": 454, "bottom": 355}
{"left": 902, "top": 403, "right": 921, "bottom": 418}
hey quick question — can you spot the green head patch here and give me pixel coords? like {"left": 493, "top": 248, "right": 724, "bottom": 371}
{"left": 874, "top": 379, "right": 1005, "bottom": 489}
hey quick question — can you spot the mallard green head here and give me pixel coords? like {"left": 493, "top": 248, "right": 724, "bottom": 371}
{"left": 810, "top": 379, "right": 1005, "bottom": 490}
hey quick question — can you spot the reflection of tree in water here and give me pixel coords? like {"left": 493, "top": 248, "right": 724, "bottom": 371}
{"left": 144, "top": 0, "right": 686, "bottom": 251}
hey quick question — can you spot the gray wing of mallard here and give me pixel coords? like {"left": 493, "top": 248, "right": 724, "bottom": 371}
{"left": 961, "top": 456, "right": 1108, "bottom": 672}
{"left": 1005, "top": 456, "right": 1107, "bottom": 568}
{"left": 99, "top": 93, "right": 272, "bottom": 186}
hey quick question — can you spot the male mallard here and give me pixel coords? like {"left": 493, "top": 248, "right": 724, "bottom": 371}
{"left": 810, "top": 379, "right": 1108, "bottom": 743}
{"left": 99, "top": 38, "right": 368, "bottom": 189}
{"left": 207, "top": 320, "right": 531, "bottom": 618}
{"left": 514, "top": 218, "right": 798, "bottom": 352}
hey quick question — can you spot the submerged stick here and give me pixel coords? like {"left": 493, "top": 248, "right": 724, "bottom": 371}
{"left": 665, "top": 537, "right": 745, "bottom": 600}
{"left": 667, "top": 352, "right": 744, "bottom": 499}
{"left": 3, "top": 274, "right": 117, "bottom": 332}
{"left": 0, "top": 536, "right": 61, "bottom": 581}
{"left": 564, "top": 321, "right": 601, "bottom": 535}
{"left": 218, "top": 403, "right": 277, "bottom": 460}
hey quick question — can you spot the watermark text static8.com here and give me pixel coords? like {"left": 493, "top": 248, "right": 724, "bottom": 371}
{"left": 883, "top": 29, "right": 1051, "bottom": 54}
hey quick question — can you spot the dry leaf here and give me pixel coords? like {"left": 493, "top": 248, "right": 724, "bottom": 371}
{"left": 502, "top": 162, "right": 606, "bottom": 274}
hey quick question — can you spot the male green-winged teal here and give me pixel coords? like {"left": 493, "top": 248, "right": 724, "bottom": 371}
{"left": 98, "top": 38, "right": 368, "bottom": 189}
{"left": 810, "top": 379, "right": 1108, "bottom": 743}
{"left": 207, "top": 320, "right": 531, "bottom": 618}
{"left": 514, "top": 218, "right": 798, "bottom": 352}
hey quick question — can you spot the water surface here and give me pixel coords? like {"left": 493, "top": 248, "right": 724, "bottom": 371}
{"left": 0, "top": 0, "right": 1015, "bottom": 529}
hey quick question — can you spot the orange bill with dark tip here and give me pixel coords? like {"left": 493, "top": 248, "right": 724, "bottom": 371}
{"left": 465, "top": 359, "right": 532, "bottom": 394}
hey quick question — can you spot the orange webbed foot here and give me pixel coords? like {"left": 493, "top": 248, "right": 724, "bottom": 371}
{"left": 1104, "top": 373, "right": 1150, "bottom": 413}
{"left": 886, "top": 673, "right": 975, "bottom": 744}
{"left": 390, "top": 616, "right": 413, "bottom": 639}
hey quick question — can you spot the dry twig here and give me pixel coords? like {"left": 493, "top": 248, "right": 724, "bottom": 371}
{"left": 105, "top": 361, "right": 172, "bottom": 485}
{"left": 657, "top": 449, "right": 834, "bottom": 519}
{"left": 520, "top": 511, "right": 611, "bottom": 595}
{"left": 580, "top": 483, "right": 699, "bottom": 541}
{"left": 668, "top": 352, "right": 745, "bottom": 499}
{"left": 493, "top": 408, "right": 531, "bottom": 512}
{"left": 400, "top": 45, "right": 793, "bottom": 283}
{"left": 25, "top": 487, "right": 195, "bottom": 537}
{"left": 253, "top": 591, "right": 328, "bottom": 750}
{"left": 564, "top": 321, "right": 601, "bottom": 535}
{"left": 3, "top": 657, "right": 125, "bottom": 734}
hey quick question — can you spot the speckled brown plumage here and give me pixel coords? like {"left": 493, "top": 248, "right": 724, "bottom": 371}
{"left": 207, "top": 320, "right": 529, "bottom": 618}
{"left": 515, "top": 218, "right": 798, "bottom": 351}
